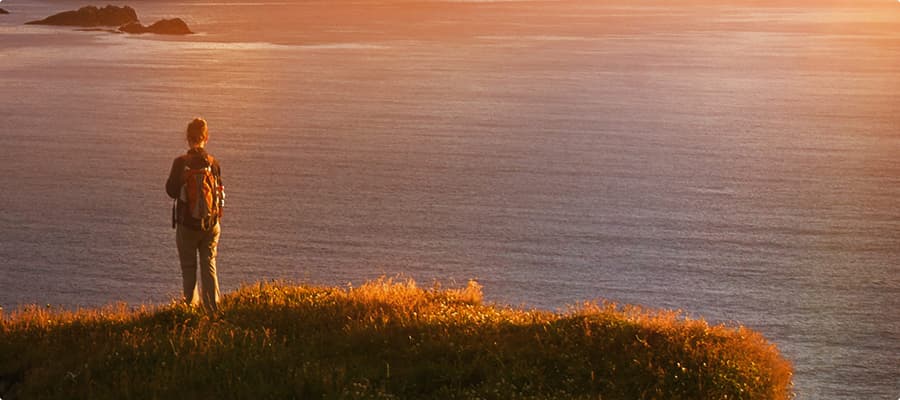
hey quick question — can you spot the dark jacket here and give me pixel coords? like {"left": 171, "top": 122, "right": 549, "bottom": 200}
{"left": 166, "top": 148, "right": 223, "bottom": 230}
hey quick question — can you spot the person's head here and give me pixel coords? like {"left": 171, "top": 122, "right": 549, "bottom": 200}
{"left": 186, "top": 117, "right": 208, "bottom": 148}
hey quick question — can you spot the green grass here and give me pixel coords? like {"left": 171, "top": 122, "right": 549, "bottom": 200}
{"left": 0, "top": 278, "right": 793, "bottom": 399}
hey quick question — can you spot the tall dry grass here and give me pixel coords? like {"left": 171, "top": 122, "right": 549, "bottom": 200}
{"left": 0, "top": 278, "right": 792, "bottom": 399}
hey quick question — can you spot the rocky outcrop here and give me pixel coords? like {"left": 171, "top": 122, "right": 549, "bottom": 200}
{"left": 26, "top": 5, "right": 137, "bottom": 27}
{"left": 26, "top": 5, "right": 193, "bottom": 35}
{"left": 118, "top": 18, "right": 192, "bottom": 35}
{"left": 0, "top": 8, "right": 10, "bottom": 14}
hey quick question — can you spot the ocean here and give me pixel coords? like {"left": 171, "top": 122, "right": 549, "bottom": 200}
{"left": 1, "top": 0, "right": 898, "bottom": 397}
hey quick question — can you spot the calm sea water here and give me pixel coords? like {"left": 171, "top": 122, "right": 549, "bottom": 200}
{"left": 1, "top": 0, "right": 899, "bottom": 397}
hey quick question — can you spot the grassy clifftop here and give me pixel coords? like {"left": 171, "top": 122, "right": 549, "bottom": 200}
{"left": 0, "top": 278, "right": 793, "bottom": 399}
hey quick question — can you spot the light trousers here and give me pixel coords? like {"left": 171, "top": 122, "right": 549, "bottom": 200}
{"left": 176, "top": 222, "right": 221, "bottom": 312}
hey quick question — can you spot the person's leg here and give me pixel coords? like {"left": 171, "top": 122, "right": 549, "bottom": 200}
{"left": 198, "top": 222, "right": 221, "bottom": 312}
{"left": 176, "top": 224, "right": 200, "bottom": 306}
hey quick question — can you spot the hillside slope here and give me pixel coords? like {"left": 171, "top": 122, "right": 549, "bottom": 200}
{"left": 0, "top": 278, "right": 793, "bottom": 399}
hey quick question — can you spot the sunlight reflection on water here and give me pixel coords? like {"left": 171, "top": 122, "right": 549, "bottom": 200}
{"left": 1, "top": 1, "right": 898, "bottom": 398}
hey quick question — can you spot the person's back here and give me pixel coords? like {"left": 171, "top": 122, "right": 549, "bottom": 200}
{"left": 165, "top": 117, "right": 224, "bottom": 312}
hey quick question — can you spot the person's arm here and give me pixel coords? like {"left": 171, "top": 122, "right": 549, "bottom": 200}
{"left": 216, "top": 163, "right": 223, "bottom": 187}
{"left": 165, "top": 157, "right": 183, "bottom": 199}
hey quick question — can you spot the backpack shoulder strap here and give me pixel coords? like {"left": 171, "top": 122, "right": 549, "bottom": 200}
{"left": 205, "top": 154, "right": 220, "bottom": 180}
{"left": 181, "top": 152, "right": 212, "bottom": 170}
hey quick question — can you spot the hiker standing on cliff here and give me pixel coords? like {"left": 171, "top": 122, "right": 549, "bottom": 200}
{"left": 166, "top": 117, "right": 225, "bottom": 312}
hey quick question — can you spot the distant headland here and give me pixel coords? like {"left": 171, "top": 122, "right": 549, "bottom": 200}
{"left": 0, "top": 8, "right": 10, "bottom": 15}
{"left": 26, "top": 5, "right": 192, "bottom": 35}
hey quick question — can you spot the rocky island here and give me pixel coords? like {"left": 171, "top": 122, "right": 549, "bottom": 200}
{"left": 26, "top": 5, "right": 192, "bottom": 35}
{"left": 26, "top": 5, "right": 137, "bottom": 27}
{"left": 119, "top": 18, "right": 192, "bottom": 35}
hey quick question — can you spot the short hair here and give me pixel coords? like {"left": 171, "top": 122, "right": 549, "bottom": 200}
{"left": 186, "top": 117, "right": 208, "bottom": 145}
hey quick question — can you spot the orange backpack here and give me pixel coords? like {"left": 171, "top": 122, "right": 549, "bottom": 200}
{"left": 176, "top": 154, "right": 224, "bottom": 230}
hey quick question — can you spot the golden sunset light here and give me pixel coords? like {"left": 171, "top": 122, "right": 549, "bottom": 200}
{"left": 1, "top": 0, "right": 898, "bottom": 398}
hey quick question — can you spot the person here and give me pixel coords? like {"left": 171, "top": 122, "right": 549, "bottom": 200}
{"left": 166, "top": 117, "right": 223, "bottom": 312}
